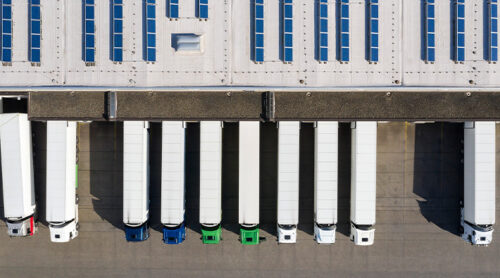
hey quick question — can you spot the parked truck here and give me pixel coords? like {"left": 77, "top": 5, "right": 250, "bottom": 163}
{"left": 239, "top": 121, "right": 260, "bottom": 245}
{"left": 314, "top": 121, "right": 338, "bottom": 244}
{"left": 0, "top": 113, "right": 37, "bottom": 237}
{"left": 46, "top": 121, "right": 79, "bottom": 242}
{"left": 199, "top": 121, "right": 223, "bottom": 244}
{"left": 123, "top": 121, "right": 150, "bottom": 241}
{"left": 350, "top": 121, "right": 377, "bottom": 246}
{"left": 161, "top": 121, "right": 186, "bottom": 244}
{"left": 461, "top": 121, "right": 496, "bottom": 245}
{"left": 277, "top": 121, "right": 300, "bottom": 243}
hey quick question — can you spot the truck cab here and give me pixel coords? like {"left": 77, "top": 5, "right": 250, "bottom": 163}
{"left": 314, "top": 223, "right": 336, "bottom": 244}
{"left": 49, "top": 221, "right": 78, "bottom": 243}
{"left": 277, "top": 224, "right": 297, "bottom": 243}
{"left": 350, "top": 223, "right": 375, "bottom": 246}
{"left": 240, "top": 225, "right": 259, "bottom": 245}
{"left": 461, "top": 207, "right": 493, "bottom": 246}
{"left": 125, "top": 222, "right": 150, "bottom": 242}
{"left": 201, "top": 224, "right": 222, "bottom": 244}
{"left": 7, "top": 216, "right": 36, "bottom": 237}
{"left": 163, "top": 223, "right": 186, "bottom": 244}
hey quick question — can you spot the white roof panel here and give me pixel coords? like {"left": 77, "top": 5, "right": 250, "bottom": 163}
{"left": 123, "top": 121, "right": 150, "bottom": 225}
{"left": 161, "top": 121, "right": 185, "bottom": 226}
{"left": 0, "top": 114, "right": 36, "bottom": 220}
{"left": 350, "top": 121, "right": 377, "bottom": 226}
{"left": 314, "top": 121, "right": 338, "bottom": 225}
{"left": 199, "top": 121, "right": 222, "bottom": 225}
{"left": 238, "top": 121, "right": 260, "bottom": 225}
{"left": 277, "top": 121, "right": 300, "bottom": 225}
{"left": 45, "top": 121, "right": 77, "bottom": 223}
{"left": 464, "top": 121, "right": 496, "bottom": 225}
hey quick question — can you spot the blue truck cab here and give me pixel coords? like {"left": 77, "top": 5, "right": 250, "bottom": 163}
{"left": 163, "top": 223, "right": 186, "bottom": 244}
{"left": 125, "top": 222, "right": 150, "bottom": 242}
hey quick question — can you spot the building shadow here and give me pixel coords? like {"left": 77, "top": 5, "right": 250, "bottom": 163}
{"left": 221, "top": 122, "right": 240, "bottom": 235}
{"left": 413, "top": 123, "right": 463, "bottom": 236}
{"left": 32, "top": 122, "right": 48, "bottom": 226}
{"left": 337, "top": 123, "right": 352, "bottom": 237}
{"left": 0, "top": 140, "right": 3, "bottom": 222}
{"left": 149, "top": 122, "right": 162, "bottom": 233}
{"left": 298, "top": 123, "right": 314, "bottom": 236}
{"left": 90, "top": 122, "right": 124, "bottom": 231}
{"left": 259, "top": 123, "right": 278, "bottom": 237}
{"left": 184, "top": 123, "right": 201, "bottom": 235}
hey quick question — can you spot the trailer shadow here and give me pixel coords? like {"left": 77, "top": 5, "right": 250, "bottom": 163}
{"left": 184, "top": 123, "right": 202, "bottom": 236}
{"left": 221, "top": 123, "right": 240, "bottom": 236}
{"left": 298, "top": 123, "right": 314, "bottom": 236}
{"left": 32, "top": 122, "right": 48, "bottom": 227}
{"left": 413, "top": 123, "right": 463, "bottom": 236}
{"left": 259, "top": 123, "right": 278, "bottom": 238}
{"left": 337, "top": 123, "right": 352, "bottom": 238}
{"left": 89, "top": 122, "right": 125, "bottom": 231}
{"left": 149, "top": 122, "right": 163, "bottom": 233}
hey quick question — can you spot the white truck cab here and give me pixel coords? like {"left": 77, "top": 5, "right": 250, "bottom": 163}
{"left": 350, "top": 223, "right": 375, "bottom": 246}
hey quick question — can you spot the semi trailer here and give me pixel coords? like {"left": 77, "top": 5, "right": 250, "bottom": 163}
{"left": 46, "top": 121, "right": 79, "bottom": 242}
{"left": 0, "top": 113, "right": 37, "bottom": 237}
{"left": 199, "top": 121, "right": 223, "bottom": 244}
{"left": 161, "top": 121, "right": 186, "bottom": 244}
{"left": 277, "top": 121, "right": 300, "bottom": 244}
{"left": 314, "top": 121, "right": 338, "bottom": 244}
{"left": 461, "top": 121, "right": 496, "bottom": 245}
{"left": 238, "top": 121, "right": 260, "bottom": 245}
{"left": 123, "top": 121, "right": 150, "bottom": 242}
{"left": 350, "top": 121, "right": 377, "bottom": 246}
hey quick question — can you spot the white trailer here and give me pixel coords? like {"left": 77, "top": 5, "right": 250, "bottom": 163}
{"left": 0, "top": 114, "right": 36, "bottom": 237}
{"left": 277, "top": 121, "right": 300, "bottom": 243}
{"left": 161, "top": 121, "right": 186, "bottom": 244}
{"left": 123, "top": 121, "right": 150, "bottom": 241}
{"left": 462, "top": 121, "right": 496, "bottom": 245}
{"left": 350, "top": 121, "right": 377, "bottom": 246}
{"left": 199, "top": 121, "right": 223, "bottom": 243}
{"left": 314, "top": 121, "right": 338, "bottom": 244}
{"left": 238, "top": 121, "right": 260, "bottom": 244}
{"left": 46, "top": 121, "right": 79, "bottom": 242}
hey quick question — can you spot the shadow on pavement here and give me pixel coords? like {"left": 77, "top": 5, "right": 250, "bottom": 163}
{"left": 298, "top": 123, "right": 314, "bottom": 236}
{"left": 149, "top": 122, "right": 163, "bottom": 233}
{"left": 90, "top": 122, "right": 124, "bottom": 231}
{"left": 185, "top": 123, "right": 201, "bottom": 235}
{"left": 413, "top": 122, "right": 463, "bottom": 236}
{"left": 32, "top": 122, "right": 48, "bottom": 226}
{"left": 259, "top": 123, "right": 278, "bottom": 238}
{"left": 222, "top": 122, "right": 240, "bottom": 236}
{"left": 337, "top": 123, "right": 352, "bottom": 238}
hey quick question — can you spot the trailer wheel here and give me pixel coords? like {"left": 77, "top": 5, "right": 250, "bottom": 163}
{"left": 76, "top": 223, "right": 80, "bottom": 231}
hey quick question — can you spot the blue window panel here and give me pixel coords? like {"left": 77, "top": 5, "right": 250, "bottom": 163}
{"left": 488, "top": 1, "right": 498, "bottom": 62}
{"left": 83, "top": 0, "right": 95, "bottom": 63}
{"left": 253, "top": 0, "right": 265, "bottom": 63}
{"left": 1, "top": 0, "right": 13, "bottom": 63}
{"left": 198, "top": 0, "right": 208, "bottom": 20}
{"left": 454, "top": 0, "right": 465, "bottom": 62}
{"left": 168, "top": 0, "right": 179, "bottom": 19}
{"left": 282, "top": 0, "right": 293, "bottom": 63}
{"left": 368, "top": 0, "right": 379, "bottom": 63}
{"left": 339, "top": 0, "right": 349, "bottom": 62}
{"left": 424, "top": 0, "right": 436, "bottom": 63}
{"left": 113, "top": 48, "right": 123, "bottom": 61}
{"left": 29, "top": 0, "right": 41, "bottom": 63}
{"left": 111, "top": 0, "right": 123, "bottom": 62}
{"left": 144, "top": 0, "right": 156, "bottom": 62}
